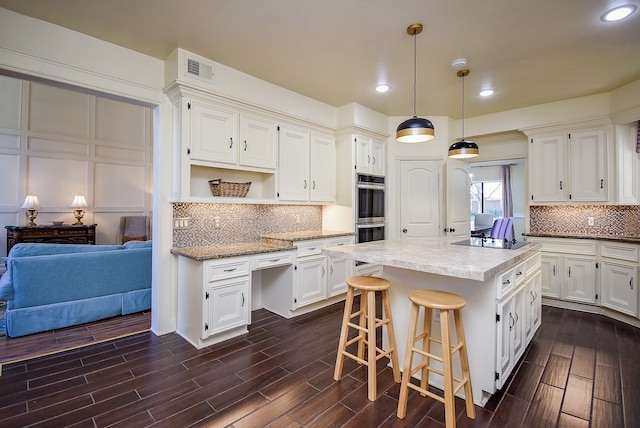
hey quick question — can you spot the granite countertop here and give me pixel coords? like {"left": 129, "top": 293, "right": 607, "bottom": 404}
{"left": 323, "top": 237, "right": 542, "bottom": 282}
{"left": 171, "top": 241, "right": 294, "bottom": 261}
{"left": 524, "top": 233, "right": 640, "bottom": 244}
{"left": 261, "top": 230, "right": 355, "bottom": 243}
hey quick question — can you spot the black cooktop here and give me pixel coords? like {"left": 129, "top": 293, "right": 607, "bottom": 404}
{"left": 452, "top": 237, "right": 528, "bottom": 250}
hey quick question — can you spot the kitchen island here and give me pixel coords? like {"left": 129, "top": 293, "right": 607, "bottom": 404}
{"left": 323, "top": 237, "right": 542, "bottom": 406}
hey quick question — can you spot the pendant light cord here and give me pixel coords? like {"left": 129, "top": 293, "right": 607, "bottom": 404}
{"left": 461, "top": 73, "right": 465, "bottom": 139}
{"left": 412, "top": 28, "right": 417, "bottom": 117}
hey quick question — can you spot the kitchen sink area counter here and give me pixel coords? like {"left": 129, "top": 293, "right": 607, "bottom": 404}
{"left": 324, "top": 237, "right": 543, "bottom": 406}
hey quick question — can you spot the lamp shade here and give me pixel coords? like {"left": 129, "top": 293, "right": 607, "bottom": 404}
{"left": 70, "top": 194, "right": 88, "bottom": 208}
{"left": 21, "top": 194, "right": 41, "bottom": 209}
{"left": 448, "top": 139, "right": 479, "bottom": 159}
{"left": 396, "top": 116, "right": 435, "bottom": 143}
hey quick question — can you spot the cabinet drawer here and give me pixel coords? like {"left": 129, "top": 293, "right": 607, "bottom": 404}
{"left": 254, "top": 251, "right": 294, "bottom": 270}
{"left": 497, "top": 268, "right": 516, "bottom": 299}
{"left": 601, "top": 242, "right": 639, "bottom": 263}
{"left": 525, "top": 252, "right": 541, "bottom": 274}
{"left": 296, "top": 240, "right": 325, "bottom": 257}
{"left": 207, "top": 259, "right": 250, "bottom": 282}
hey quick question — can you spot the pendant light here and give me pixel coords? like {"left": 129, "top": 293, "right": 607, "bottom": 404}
{"left": 396, "top": 23, "right": 435, "bottom": 143}
{"left": 448, "top": 69, "right": 479, "bottom": 158}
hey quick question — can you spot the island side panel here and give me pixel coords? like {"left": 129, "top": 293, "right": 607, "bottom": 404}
{"left": 383, "top": 265, "right": 497, "bottom": 407}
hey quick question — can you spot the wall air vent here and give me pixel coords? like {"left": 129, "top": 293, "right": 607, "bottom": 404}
{"left": 185, "top": 57, "right": 215, "bottom": 84}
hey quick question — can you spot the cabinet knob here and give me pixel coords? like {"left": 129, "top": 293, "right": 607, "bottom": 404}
{"left": 402, "top": 228, "right": 407, "bottom": 233}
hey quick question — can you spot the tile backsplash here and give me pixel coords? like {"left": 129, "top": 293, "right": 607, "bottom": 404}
{"left": 172, "top": 203, "right": 323, "bottom": 248}
{"left": 529, "top": 205, "right": 640, "bottom": 238}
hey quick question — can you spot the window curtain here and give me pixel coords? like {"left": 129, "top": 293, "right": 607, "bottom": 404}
{"left": 502, "top": 165, "right": 515, "bottom": 238}
{"left": 636, "top": 120, "right": 639, "bottom": 153}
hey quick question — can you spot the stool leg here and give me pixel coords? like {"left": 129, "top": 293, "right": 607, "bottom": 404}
{"left": 357, "top": 291, "right": 367, "bottom": 361}
{"left": 381, "top": 289, "right": 401, "bottom": 383}
{"left": 440, "top": 309, "right": 456, "bottom": 428}
{"left": 397, "top": 301, "right": 420, "bottom": 419}
{"left": 366, "top": 288, "right": 377, "bottom": 401}
{"left": 454, "top": 309, "right": 476, "bottom": 419}
{"left": 420, "top": 307, "right": 433, "bottom": 394}
{"left": 334, "top": 286, "right": 354, "bottom": 381}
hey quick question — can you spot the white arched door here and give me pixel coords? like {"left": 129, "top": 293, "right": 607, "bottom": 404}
{"left": 399, "top": 160, "right": 440, "bottom": 238}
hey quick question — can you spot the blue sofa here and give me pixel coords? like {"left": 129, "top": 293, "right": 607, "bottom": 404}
{"left": 0, "top": 240, "right": 152, "bottom": 337}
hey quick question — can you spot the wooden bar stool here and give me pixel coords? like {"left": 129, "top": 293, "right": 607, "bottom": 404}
{"left": 397, "top": 290, "right": 475, "bottom": 427}
{"left": 334, "top": 275, "right": 401, "bottom": 401}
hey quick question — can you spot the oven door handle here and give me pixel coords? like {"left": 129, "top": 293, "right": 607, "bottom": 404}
{"left": 357, "top": 183, "right": 385, "bottom": 190}
{"left": 356, "top": 223, "right": 385, "bottom": 229}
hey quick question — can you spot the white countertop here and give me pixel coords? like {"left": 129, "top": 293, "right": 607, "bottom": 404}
{"left": 323, "top": 237, "right": 542, "bottom": 282}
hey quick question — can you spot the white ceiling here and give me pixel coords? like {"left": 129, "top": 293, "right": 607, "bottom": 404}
{"left": 1, "top": 0, "right": 640, "bottom": 119}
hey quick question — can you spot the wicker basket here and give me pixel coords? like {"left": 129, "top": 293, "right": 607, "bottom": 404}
{"left": 208, "top": 179, "right": 251, "bottom": 197}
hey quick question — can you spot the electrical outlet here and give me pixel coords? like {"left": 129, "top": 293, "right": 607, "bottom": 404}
{"left": 173, "top": 217, "right": 191, "bottom": 229}
{"left": 214, "top": 216, "right": 220, "bottom": 228}
{"left": 432, "top": 309, "right": 441, "bottom": 322}
{"left": 587, "top": 217, "right": 595, "bottom": 227}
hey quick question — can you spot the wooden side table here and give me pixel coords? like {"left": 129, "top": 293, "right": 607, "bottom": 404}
{"left": 5, "top": 224, "right": 97, "bottom": 254}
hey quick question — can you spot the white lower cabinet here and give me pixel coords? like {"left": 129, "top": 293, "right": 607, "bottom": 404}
{"left": 496, "top": 252, "right": 541, "bottom": 389}
{"left": 295, "top": 255, "right": 327, "bottom": 307}
{"left": 177, "top": 256, "right": 251, "bottom": 349}
{"left": 527, "top": 237, "right": 597, "bottom": 305}
{"left": 600, "top": 242, "right": 639, "bottom": 317}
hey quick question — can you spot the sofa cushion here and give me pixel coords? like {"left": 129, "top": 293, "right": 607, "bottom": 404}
{"left": 9, "top": 243, "right": 124, "bottom": 258}
{"left": 123, "top": 240, "right": 152, "bottom": 249}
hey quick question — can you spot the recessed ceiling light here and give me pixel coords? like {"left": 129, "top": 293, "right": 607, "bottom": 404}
{"left": 601, "top": 4, "right": 637, "bottom": 21}
{"left": 479, "top": 89, "right": 494, "bottom": 97}
{"left": 375, "top": 84, "right": 390, "bottom": 93}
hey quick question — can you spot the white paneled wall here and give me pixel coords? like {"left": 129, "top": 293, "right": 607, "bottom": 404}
{"left": 0, "top": 75, "right": 153, "bottom": 254}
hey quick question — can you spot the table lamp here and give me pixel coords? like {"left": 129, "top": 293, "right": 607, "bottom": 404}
{"left": 21, "top": 194, "right": 41, "bottom": 226}
{"left": 70, "top": 194, "right": 88, "bottom": 225}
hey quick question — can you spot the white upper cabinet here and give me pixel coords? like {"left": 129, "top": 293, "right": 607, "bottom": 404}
{"left": 239, "top": 113, "right": 278, "bottom": 169}
{"left": 278, "top": 125, "right": 310, "bottom": 201}
{"left": 526, "top": 120, "right": 612, "bottom": 204}
{"left": 190, "top": 101, "right": 238, "bottom": 165}
{"left": 309, "top": 132, "right": 336, "bottom": 202}
{"left": 278, "top": 125, "right": 336, "bottom": 203}
{"left": 616, "top": 122, "right": 640, "bottom": 205}
{"left": 355, "top": 134, "right": 385, "bottom": 176}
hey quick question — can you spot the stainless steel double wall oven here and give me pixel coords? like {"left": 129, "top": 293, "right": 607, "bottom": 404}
{"left": 355, "top": 174, "right": 385, "bottom": 244}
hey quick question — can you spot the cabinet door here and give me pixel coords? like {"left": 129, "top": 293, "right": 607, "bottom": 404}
{"left": 190, "top": 102, "right": 238, "bottom": 164}
{"left": 295, "top": 255, "right": 327, "bottom": 308}
{"left": 525, "top": 270, "right": 542, "bottom": 342}
{"left": 355, "top": 134, "right": 373, "bottom": 174}
{"left": 512, "top": 287, "right": 526, "bottom": 362}
{"left": 601, "top": 261, "right": 638, "bottom": 317}
{"left": 569, "top": 128, "right": 609, "bottom": 201}
{"left": 239, "top": 113, "right": 277, "bottom": 169}
{"left": 326, "top": 238, "right": 354, "bottom": 297}
{"left": 278, "top": 126, "right": 310, "bottom": 201}
{"left": 205, "top": 279, "right": 249, "bottom": 337}
{"left": 529, "top": 133, "right": 567, "bottom": 202}
{"left": 370, "top": 139, "right": 385, "bottom": 176}
{"left": 496, "top": 296, "right": 514, "bottom": 390}
{"left": 309, "top": 133, "right": 335, "bottom": 202}
{"left": 540, "top": 254, "right": 561, "bottom": 299}
{"left": 564, "top": 256, "right": 596, "bottom": 304}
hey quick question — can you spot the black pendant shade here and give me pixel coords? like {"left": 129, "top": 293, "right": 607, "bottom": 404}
{"left": 396, "top": 116, "right": 435, "bottom": 143}
{"left": 448, "top": 139, "right": 479, "bottom": 158}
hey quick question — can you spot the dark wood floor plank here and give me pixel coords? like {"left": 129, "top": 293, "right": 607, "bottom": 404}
{"left": 541, "top": 354, "right": 571, "bottom": 389}
{"left": 304, "top": 402, "right": 356, "bottom": 428}
{"left": 562, "top": 374, "right": 593, "bottom": 420}
{"left": 507, "top": 360, "right": 545, "bottom": 402}
{"left": 557, "top": 412, "right": 589, "bottom": 428}
{"left": 569, "top": 346, "right": 595, "bottom": 379}
{"left": 591, "top": 398, "right": 624, "bottom": 428}
{"left": 594, "top": 364, "right": 622, "bottom": 404}
{"left": 486, "top": 393, "right": 529, "bottom": 428}
{"left": 622, "top": 386, "right": 640, "bottom": 428}
{"left": 523, "top": 382, "right": 564, "bottom": 426}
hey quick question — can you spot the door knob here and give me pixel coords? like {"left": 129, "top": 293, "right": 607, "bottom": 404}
{"left": 449, "top": 228, "right": 456, "bottom": 232}
{"left": 402, "top": 228, "right": 407, "bottom": 233}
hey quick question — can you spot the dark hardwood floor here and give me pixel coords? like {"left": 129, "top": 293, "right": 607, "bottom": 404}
{"left": 0, "top": 300, "right": 638, "bottom": 427}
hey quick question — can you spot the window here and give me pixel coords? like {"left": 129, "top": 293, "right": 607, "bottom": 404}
{"left": 470, "top": 180, "right": 503, "bottom": 221}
